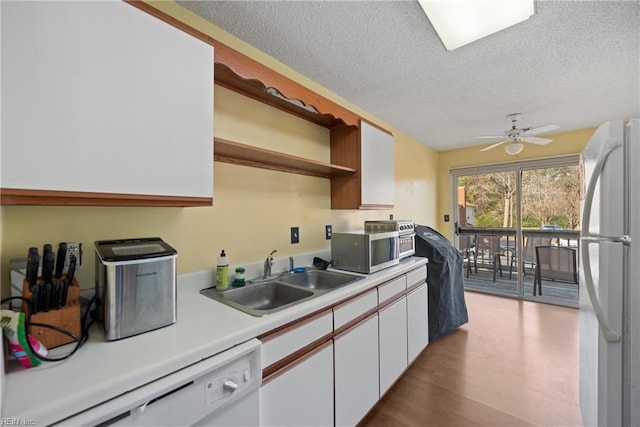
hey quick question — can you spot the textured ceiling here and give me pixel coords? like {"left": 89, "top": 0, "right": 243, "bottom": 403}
{"left": 178, "top": 0, "right": 640, "bottom": 151}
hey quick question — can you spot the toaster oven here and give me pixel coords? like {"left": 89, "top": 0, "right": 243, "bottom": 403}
{"left": 365, "top": 220, "right": 416, "bottom": 259}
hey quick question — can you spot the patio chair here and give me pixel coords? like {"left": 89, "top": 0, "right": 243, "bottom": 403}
{"left": 533, "top": 246, "right": 578, "bottom": 296}
{"left": 475, "top": 235, "right": 503, "bottom": 282}
{"left": 522, "top": 236, "right": 552, "bottom": 276}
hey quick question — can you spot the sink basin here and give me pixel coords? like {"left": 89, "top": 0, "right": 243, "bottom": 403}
{"left": 278, "top": 269, "right": 362, "bottom": 290}
{"left": 201, "top": 269, "right": 362, "bottom": 316}
{"left": 201, "top": 281, "right": 314, "bottom": 317}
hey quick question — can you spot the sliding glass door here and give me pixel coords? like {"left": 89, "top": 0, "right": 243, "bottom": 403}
{"left": 451, "top": 156, "right": 581, "bottom": 307}
{"left": 455, "top": 171, "right": 518, "bottom": 296}
{"left": 520, "top": 165, "right": 580, "bottom": 305}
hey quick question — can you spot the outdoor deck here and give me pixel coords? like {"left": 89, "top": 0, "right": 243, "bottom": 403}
{"left": 462, "top": 264, "right": 579, "bottom": 306}
{"left": 457, "top": 227, "right": 580, "bottom": 307}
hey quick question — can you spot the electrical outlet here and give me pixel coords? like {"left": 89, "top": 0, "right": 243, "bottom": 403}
{"left": 290, "top": 227, "right": 299, "bottom": 244}
{"left": 65, "top": 242, "right": 82, "bottom": 270}
{"left": 325, "top": 225, "right": 332, "bottom": 240}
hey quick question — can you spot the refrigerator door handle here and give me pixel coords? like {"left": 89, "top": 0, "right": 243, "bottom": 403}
{"left": 582, "top": 139, "right": 622, "bottom": 234}
{"left": 580, "top": 138, "right": 623, "bottom": 344}
{"left": 582, "top": 234, "right": 631, "bottom": 245}
{"left": 581, "top": 239, "right": 621, "bottom": 343}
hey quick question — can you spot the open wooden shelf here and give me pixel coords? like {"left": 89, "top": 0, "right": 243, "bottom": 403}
{"left": 214, "top": 137, "right": 357, "bottom": 179}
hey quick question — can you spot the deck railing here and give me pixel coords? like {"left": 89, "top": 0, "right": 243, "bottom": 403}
{"left": 457, "top": 226, "right": 580, "bottom": 274}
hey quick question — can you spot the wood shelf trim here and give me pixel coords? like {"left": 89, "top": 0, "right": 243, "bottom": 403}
{"left": 214, "top": 137, "right": 357, "bottom": 179}
{"left": 0, "top": 188, "right": 212, "bottom": 207}
{"left": 127, "top": 1, "right": 360, "bottom": 129}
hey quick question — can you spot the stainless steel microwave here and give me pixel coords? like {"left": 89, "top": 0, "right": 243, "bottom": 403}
{"left": 331, "top": 231, "right": 399, "bottom": 274}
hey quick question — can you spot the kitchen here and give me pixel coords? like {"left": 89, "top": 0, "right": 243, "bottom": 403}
{"left": 1, "top": 1, "right": 638, "bottom": 426}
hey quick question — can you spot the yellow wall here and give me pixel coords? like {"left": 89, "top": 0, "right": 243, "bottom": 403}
{"left": 0, "top": 2, "right": 439, "bottom": 294}
{"left": 435, "top": 127, "right": 597, "bottom": 240}
{"left": 0, "top": 1, "right": 600, "bottom": 294}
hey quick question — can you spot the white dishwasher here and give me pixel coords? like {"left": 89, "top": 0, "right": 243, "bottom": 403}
{"left": 57, "top": 339, "right": 261, "bottom": 426}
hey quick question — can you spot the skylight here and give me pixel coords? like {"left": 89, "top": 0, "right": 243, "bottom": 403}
{"left": 418, "top": 0, "right": 535, "bottom": 51}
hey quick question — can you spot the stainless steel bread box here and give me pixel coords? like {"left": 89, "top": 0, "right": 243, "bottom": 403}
{"left": 95, "top": 237, "right": 177, "bottom": 341}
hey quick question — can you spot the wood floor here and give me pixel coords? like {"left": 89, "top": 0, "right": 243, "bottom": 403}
{"left": 361, "top": 291, "right": 582, "bottom": 427}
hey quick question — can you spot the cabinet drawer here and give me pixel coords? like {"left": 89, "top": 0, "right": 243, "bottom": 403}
{"left": 406, "top": 266, "right": 427, "bottom": 288}
{"left": 378, "top": 276, "right": 407, "bottom": 304}
{"left": 333, "top": 289, "right": 377, "bottom": 330}
{"left": 260, "top": 310, "right": 333, "bottom": 368}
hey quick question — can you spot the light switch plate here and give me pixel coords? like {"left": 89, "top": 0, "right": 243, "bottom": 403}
{"left": 291, "top": 227, "right": 299, "bottom": 244}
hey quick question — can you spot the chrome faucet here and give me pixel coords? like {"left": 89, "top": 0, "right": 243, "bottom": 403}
{"left": 263, "top": 249, "right": 277, "bottom": 278}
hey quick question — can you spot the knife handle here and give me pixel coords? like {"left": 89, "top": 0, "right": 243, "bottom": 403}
{"left": 59, "top": 280, "right": 68, "bottom": 308}
{"left": 43, "top": 282, "right": 52, "bottom": 312}
{"left": 55, "top": 242, "right": 67, "bottom": 278}
{"left": 30, "top": 282, "right": 40, "bottom": 315}
{"left": 27, "top": 248, "right": 40, "bottom": 288}
{"left": 66, "top": 254, "right": 77, "bottom": 283}
{"left": 37, "top": 283, "right": 46, "bottom": 313}
{"left": 42, "top": 248, "right": 55, "bottom": 284}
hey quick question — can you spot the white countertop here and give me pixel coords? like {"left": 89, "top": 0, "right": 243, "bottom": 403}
{"left": 2, "top": 256, "right": 428, "bottom": 425}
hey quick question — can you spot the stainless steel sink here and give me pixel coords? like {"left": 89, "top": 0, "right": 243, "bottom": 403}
{"left": 200, "top": 269, "right": 362, "bottom": 316}
{"left": 278, "top": 269, "right": 362, "bottom": 290}
{"left": 201, "top": 281, "right": 314, "bottom": 317}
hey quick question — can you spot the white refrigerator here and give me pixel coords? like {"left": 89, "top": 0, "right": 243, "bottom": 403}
{"left": 580, "top": 118, "right": 639, "bottom": 426}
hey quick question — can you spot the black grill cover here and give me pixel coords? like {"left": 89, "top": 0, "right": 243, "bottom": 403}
{"left": 414, "top": 225, "right": 468, "bottom": 341}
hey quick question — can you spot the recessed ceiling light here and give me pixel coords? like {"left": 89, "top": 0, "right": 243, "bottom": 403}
{"left": 418, "top": 0, "right": 535, "bottom": 51}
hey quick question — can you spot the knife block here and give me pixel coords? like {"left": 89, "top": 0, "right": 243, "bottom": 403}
{"left": 21, "top": 276, "right": 81, "bottom": 349}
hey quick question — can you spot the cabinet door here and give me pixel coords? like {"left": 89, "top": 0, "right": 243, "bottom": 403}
{"left": 334, "top": 314, "right": 379, "bottom": 427}
{"left": 1, "top": 2, "right": 213, "bottom": 204}
{"left": 260, "top": 341, "right": 333, "bottom": 427}
{"left": 379, "top": 297, "right": 408, "bottom": 396}
{"left": 360, "top": 121, "right": 394, "bottom": 207}
{"left": 407, "top": 284, "right": 429, "bottom": 364}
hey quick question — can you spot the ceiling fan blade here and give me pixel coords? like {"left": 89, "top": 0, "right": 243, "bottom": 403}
{"left": 523, "top": 136, "right": 552, "bottom": 145}
{"left": 481, "top": 140, "right": 507, "bottom": 151}
{"left": 523, "top": 123, "right": 560, "bottom": 136}
{"left": 477, "top": 135, "right": 507, "bottom": 139}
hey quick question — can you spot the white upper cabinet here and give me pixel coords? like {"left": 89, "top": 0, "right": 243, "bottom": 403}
{"left": 330, "top": 120, "right": 394, "bottom": 209}
{"left": 360, "top": 120, "right": 394, "bottom": 207}
{"left": 1, "top": 1, "right": 214, "bottom": 205}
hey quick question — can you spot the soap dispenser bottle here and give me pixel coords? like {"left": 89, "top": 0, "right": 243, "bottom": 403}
{"left": 216, "top": 250, "right": 229, "bottom": 290}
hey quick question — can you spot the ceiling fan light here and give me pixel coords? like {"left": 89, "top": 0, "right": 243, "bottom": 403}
{"left": 418, "top": 0, "right": 535, "bottom": 51}
{"left": 505, "top": 142, "right": 524, "bottom": 155}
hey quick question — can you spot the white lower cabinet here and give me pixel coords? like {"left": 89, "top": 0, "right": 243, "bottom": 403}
{"left": 334, "top": 314, "right": 379, "bottom": 427}
{"left": 258, "top": 265, "right": 429, "bottom": 426}
{"left": 378, "top": 297, "right": 408, "bottom": 396}
{"left": 260, "top": 341, "right": 334, "bottom": 427}
{"left": 407, "top": 284, "right": 429, "bottom": 364}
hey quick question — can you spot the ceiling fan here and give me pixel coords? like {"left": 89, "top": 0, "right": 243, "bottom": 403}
{"left": 478, "top": 113, "right": 560, "bottom": 155}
